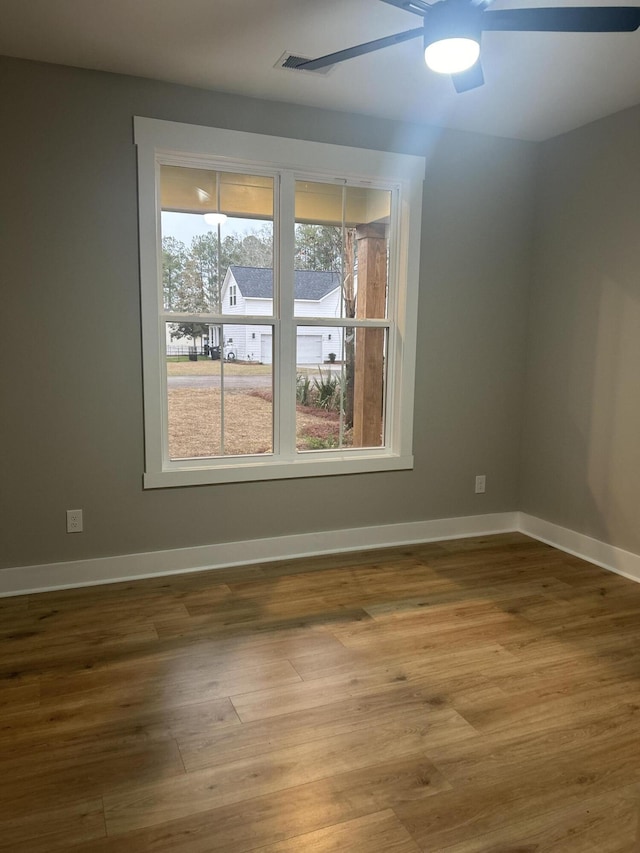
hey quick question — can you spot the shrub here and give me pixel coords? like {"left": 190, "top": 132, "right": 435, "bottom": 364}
{"left": 312, "top": 367, "right": 342, "bottom": 411}
{"left": 302, "top": 435, "right": 340, "bottom": 449}
{"left": 296, "top": 373, "right": 312, "bottom": 406}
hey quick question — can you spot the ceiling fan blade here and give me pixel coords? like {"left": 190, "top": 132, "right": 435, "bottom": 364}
{"left": 378, "top": 0, "right": 433, "bottom": 15}
{"left": 451, "top": 59, "right": 484, "bottom": 92}
{"left": 481, "top": 6, "right": 640, "bottom": 33}
{"left": 292, "top": 27, "right": 424, "bottom": 71}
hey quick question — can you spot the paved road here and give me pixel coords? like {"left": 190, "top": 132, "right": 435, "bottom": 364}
{"left": 167, "top": 375, "right": 272, "bottom": 389}
{"left": 168, "top": 365, "right": 341, "bottom": 389}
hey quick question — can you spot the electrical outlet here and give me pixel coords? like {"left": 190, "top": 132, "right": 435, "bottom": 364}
{"left": 475, "top": 475, "right": 486, "bottom": 494}
{"left": 66, "top": 509, "right": 83, "bottom": 533}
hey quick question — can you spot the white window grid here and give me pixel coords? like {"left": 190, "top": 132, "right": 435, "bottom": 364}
{"left": 135, "top": 118, "right": 424, "bottom": 487}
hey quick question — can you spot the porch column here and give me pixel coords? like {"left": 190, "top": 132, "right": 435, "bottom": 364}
{"left": 353, "top": 223, "right": 387, "bottom": 447}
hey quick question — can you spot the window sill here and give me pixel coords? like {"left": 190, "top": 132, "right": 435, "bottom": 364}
{"left": 143, "top": 453, "right": 414, "bottom": 489}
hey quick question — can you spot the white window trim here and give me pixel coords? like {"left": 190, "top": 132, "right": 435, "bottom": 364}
{"left": 135, "top": 117, "right": 424, "bottom": 488}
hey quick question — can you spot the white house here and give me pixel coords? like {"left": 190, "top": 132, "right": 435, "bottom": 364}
{"left": 218, "top": 265, "right": 344, "bottom": 364}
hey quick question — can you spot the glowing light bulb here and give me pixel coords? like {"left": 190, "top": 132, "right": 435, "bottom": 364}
{"left": 204, "top": 212, "right": 227, "bottom": 225}
{"left": 424, "top": 38, "right": 480, "bottom": 74}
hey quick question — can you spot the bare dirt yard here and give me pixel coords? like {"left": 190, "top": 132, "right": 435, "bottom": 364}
{"left": 166, "top": 358, "right": 347, "bottom": 459}
{"left": 168, "top": 388, "right": 344, "bottom": 458}
{"left": 166, "top": 360, "right": 272, "bottom": 378}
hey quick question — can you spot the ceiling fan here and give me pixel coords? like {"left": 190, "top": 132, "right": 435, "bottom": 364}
{"left": 293, "top": 0, "right": 640, "bottom": 92}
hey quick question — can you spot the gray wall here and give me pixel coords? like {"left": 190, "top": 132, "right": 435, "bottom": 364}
{"left": 0, "top": 56, "right": 535, "bottom": 570}
{"left": 521, "top": 104, "right": 640, "bottom": 554}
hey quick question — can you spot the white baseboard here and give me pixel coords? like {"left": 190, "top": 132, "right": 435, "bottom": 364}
{"left": 5, "top": 510, "right": 637, "bottom": 599}
{"left": 0, "top": 512, "right": 518, "bottom": 598}
{"left": 518, "top": 512, "right": 640, "bottom": 584}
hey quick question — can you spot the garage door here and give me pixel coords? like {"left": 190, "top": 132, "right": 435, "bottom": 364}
{"left": 260, "top": 334, "right": 273, "bottom": 364}
{"left": 260, "top": 334, "right": 323, "bottom": 365}
{"left": 296, "top": 335, "right": 323, "bottom": 364}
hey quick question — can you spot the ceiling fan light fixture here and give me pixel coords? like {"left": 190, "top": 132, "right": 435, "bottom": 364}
{"left": 424, "top": 36, "right": 480, "bottom": 74}
{"left": 203, "top": 212, "right": 227, "bottom": 226}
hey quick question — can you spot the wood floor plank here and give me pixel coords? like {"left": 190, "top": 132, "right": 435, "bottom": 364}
{"left": 251, "top": 809, "right": 421, "bottom": 852}
{"left": 452, "top": 677, "right": 640, "bottom": 743}
{"left": 421, "top": 704, "right": 640, "bottom": 781}
{"left": 435, "top": 531, "right": 557, "bottom": 553}
{"left": 362, "top": 588, "right": 548, "bottom": 619}
{"left": 152, "top": 610, "right": 368, "bottom": 643}
{"left": 178, "top": 691, "right": 477, "bottom": 772}
{"left": 256, "top": 545, "right": 446, "bottom": 577}
{"left": 395, "top": 735, "right": 640, "bottom": 850}
{"left": 0, "top": 626, "right": 160, "bottom": 680}
{"left": 229, "top": 652, "right": 506, "bottom": 722}
{"left": 0, "top": 694, "right": 239, "bottom": 756}
{"left": 288, "top": 635, "right": 518, "bottom": 682}
{"left": 0, "top": 594, "right": 29, "bottom": 612}
{"left": 435, "top": 785, "right": 639, "bottom": 853}
{"left": 329, "top": 603, "right": 536, "bottom": 651}
{"left": 0, "top": 799, "right": 106, "bottom": 852}
{"left": 483, "top": 644, "right": 640, "bottom": 696}
{"left": 66, "top": 755, "right": 449, "bottom": 853}
{"left": 39, "top": 657, "right": 302, "bottom": 711}
{"left": 155, "top": 605, "right": 373, "bottom": 639}
{"left": 103, "top": 714, "right": 450, "bottom": 835}
{"left": 0, "top": 679, "right": 39, "bottom": 715}
{"left": 0, "top": 738, "right": 185, "bottom": 819}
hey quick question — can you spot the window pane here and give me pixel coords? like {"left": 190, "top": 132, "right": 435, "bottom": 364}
{"left": 160, "top": 166, "right": 274, "bottom": 314}
{"left": 166, "top": 323, "right": 273, "bottom": 460}
{"left": 294, "top": 181, "right": 392, "bottom": 320}
{"left": 295, "top": 327, "right": 388, "bottom": 451}
{"left": 295, "top": 334, "right": 344, "bottom": 451}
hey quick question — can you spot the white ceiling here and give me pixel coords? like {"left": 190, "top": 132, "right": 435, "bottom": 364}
{"left": 2, "top": 0, "right": 640, "bottom": 141}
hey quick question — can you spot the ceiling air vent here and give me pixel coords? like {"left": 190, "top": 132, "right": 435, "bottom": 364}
{"left": 275, "top": 51, "right": 335, "bottom": 75}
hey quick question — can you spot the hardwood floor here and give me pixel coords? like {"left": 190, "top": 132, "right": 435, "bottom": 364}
{"left": 2, "top": 533, "right": 640, "bottom": 851}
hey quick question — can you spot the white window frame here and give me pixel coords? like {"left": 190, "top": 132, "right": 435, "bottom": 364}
{"left": 135, "top": 117, "right": 424, "bottom": 488}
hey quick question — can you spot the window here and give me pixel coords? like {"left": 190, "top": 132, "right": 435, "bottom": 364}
{"left": 135, "top": 118, "right": 424, "bottom": 487}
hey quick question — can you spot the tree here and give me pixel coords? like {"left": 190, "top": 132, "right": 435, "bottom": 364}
{"left": 162, "top": 236, "right": 187, "bottom": 310}
{"left": 186, "top": 233, "right": 219, "bottom": 310}
{"left": 163, "top": 221, "right": 352, "bottom": 351}
{"left": 237, "top": 231, "right": 273, "bottom": 268}
{"left": 294, "top": 224, "right": 342, "bottom": 271}
{"left": 163, "top": 236, "right": 206, "bottom": 347}
{"left": 166, "top": 235, "right": 212, "bottom": 347}
{"left": 167, "top": 261, "right": 210, "bottom": 346}
{"left": 163, "top": 227, "right": 274, "bottom": 347}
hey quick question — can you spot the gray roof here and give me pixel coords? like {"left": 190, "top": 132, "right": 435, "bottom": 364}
{"left": 229, "top": 266, "right": 339, "bottom": 300}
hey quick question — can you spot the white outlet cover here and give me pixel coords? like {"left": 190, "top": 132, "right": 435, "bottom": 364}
{"left": 66, "top": 509, "right": 83, "bottom": 533}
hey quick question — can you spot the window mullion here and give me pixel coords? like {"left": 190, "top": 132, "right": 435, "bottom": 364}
{"left": 278, "top": 172, "right": 296, "bottom": 458}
